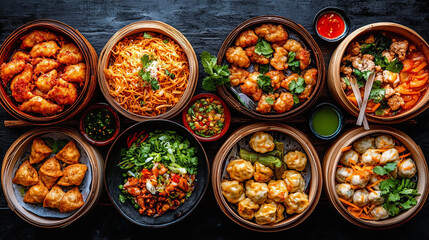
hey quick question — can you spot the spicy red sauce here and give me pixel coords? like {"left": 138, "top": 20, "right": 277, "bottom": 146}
{"left": 317, "top": 12, "right": 346, "bottom": 39}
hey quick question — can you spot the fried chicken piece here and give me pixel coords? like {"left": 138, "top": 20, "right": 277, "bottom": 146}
{"left": 229, "top": 65, "right": 249, "bottom": 86}
{"left": 235, "top": 29, "right": 259, "bottom": 48}
{"left": 245, "top": 46, "right": 270, "bottom": 65}
{"left": 241, "top": 72, "right": 262, "bottom": 101}
{"left": 387, "top": 94, "right": 405, "bottom": 111}
{"left": 33, "top": 58, "right": 60, "bottom": 74}
{"left": 61, "top": 62, "right": 86, "bottom": 83}
{"left": 256, "top": 93, "right": 275, "bottom": 113}
{"left": 46, "top": 79, "right": 78, "bottom": 105}
{"left": 29, "top": 40, "right": 60, "bottom": 58}
{"left": 265, "top": 70, "right": 285, "bottom": 90}
{"left": 255, "top": 24, "right": 288, "bottom": 43}
{"left": 19, "top": 96, "right": 64, "bottom": 115}
{"left": 303, "top": 68, "right": 317, "bottom": 86}
{"left": 273, "top": 92, "right": 294, "bottom": 113}
{"left": 20, "top": 30, "right": 58, "bottom": 49}
{"left": 347, "top": 41, "right": 361, "bottom": 56}
{"left": 57, "top": 42, "right": 83, "bottom": 64}
{"left": 270, "top": 44, "right": 288, "bottom": 70}
{"left": 11, "top": 51, "right": 31, "bottom": 62}
{"left": 281, "top": 73, "right": 299, "bottom": 90}
{"left": 297, "top": 48, "right": 311, "bottom": 70}
{"left": 283, "top": 39, "right": 303, "bottom": 52}
{"left": 0, "top": 59, "right": 26, "bottom": 84}
{"left": 10, "top": 64, "right": 34, "bottom": 102}
{"left": 35, "top": 69, "right": 57, "bottom": 92}
{"left": 226, "top": 46, "right": 251, "bottom": 68}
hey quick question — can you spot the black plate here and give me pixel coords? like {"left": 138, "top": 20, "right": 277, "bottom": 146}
{"left": 104, "top": 119, "right": 210, "bottom": 227}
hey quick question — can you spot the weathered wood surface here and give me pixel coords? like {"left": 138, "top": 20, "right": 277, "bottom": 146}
{"left": 1, "top": 0, "right": 429, "bottom": 239}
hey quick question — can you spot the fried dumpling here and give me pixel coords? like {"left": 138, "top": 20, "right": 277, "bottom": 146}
{"left": 282, "top": 170, "right": 305, "bottom": 193}
{"left": 249, "top": 132, "right": 275, "bottom": 154}
{"left": 254, "top": 202, "right": 277, "bottom": 225}
{"left": 237, "top": 198, "right": 259, "bottom": 220}
{"left": 253, "top": 161, "right": 274, "bottom": 183}
{"left": 39, "top": 157, "right": 63, "bottom": 178}
{"left": 43, "top": 185, "right": 65, "bottom": 209}
{"left": 23, "top": 180, "right": 49, "bottom": 203}
{"left": 284, "top": 150, "right": 307, "bottom": 171}
{"left": 12, "top": 160, "right": 39, "bottom": 186}
{"left": 38, "top": 169, "right": 58, "bottom": 189}
{"left": 267, "top": 180, "right": 288, "bottom": 202}
{"left": 57, "top": 164, "right": 87, "bottom": 186}
{"left": 221, "top": 180, "right": 245, "bottom": 204}
{"left": 226, "top": 159, "right": 254, "bottom": 182}
{"left": 56, "top": 140, "right": 80, "bottom": 164}
{"left": 245, "top": 180, "right": 268, "bottom": 204}
{"left": 59, "top": 187, "right": 84, "bottom": 213}
{"left": 29, "top": 137, "right": 52, "bottom": 164}
{"left": 285, "top": 192, "right": 309, "bottom": 214}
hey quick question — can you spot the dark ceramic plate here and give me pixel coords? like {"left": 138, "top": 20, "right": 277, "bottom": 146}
{"left": 104, "top": 119, "right": 210, "bottom": 227}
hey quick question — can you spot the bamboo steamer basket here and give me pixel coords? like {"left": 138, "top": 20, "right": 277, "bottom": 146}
{"left": 212, "top": 122, "right": 322, "bottom": 232}
{"left": 0, "top": 19, "right": 98, "bottom": 125}
{"left": 327, "top": 22, "right": 429, "bottom": 124}
{"left": 1, "top": 127, "right": 104, "bottom": 228}
{"left": 97, "top": 21, "right": 198, "bottom": 121}
{"left": 323, "top": 126, "right": 429, "bottom": 229}
{"left": 217, "top": 16, "right": 325, "bottom": 121}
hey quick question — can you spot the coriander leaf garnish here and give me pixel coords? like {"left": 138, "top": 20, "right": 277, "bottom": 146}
{"left": 379, "top": 177, "right": 420, "bottom": 217}
{"left": 369, "top": 80, "right": 386, "bottom": 104}
{"left": 201, "top": 51, "right": 230, "bottom": 91}
{"left": 265, "top": 96, "right": 274, "bottom": 105}
{"left": 287, "top": 51, "right": 301, "bottom": 73}
{"left": 257, "top": 74, "right": 273, "bottom": 93}
{"left": 139, "top": 54, "right": 160, "bottom": 91}
{"left": 144, "top": 32, "right": 153, "bottom": 39}
{"left": 373, "top": 162, "right": 397, "bottom": 176}
{"left": 255, "top": 38, "right": 273, "bottom": 58}
{"left": 289, "top": 77, "right": 306, "bottom": 104}
{"left": 165, "top": 69, "right": 176, "bottom": 79}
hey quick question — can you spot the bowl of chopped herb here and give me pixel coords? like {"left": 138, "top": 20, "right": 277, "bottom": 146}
{"left": 79, "top": 102, "right": 120, "bottom": 146}
{"left": 182, "top": 93, "right": 231, "bottom": 142}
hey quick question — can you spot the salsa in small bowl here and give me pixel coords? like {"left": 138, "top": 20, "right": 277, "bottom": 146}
{"left": 182, "top": 93, "right": 231, "bottom": 142}
{"left": 79, "top": 103, "right": 120, "bottom": 146}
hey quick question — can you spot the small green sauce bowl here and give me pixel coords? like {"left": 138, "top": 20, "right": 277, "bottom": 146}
{"left": 309, "top": 102, "right": 344, "bottom": 140}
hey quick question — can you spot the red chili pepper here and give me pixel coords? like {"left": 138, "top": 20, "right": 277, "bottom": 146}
{"left": 171, "top": 173, "right": 180, "bottom": 183}
{"left": 126, "top": 131, "right": 147, "bottom": 148}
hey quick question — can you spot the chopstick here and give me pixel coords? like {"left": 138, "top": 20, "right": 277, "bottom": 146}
{"left": 356, "top": 72, "right": 375, "bottom": 127}
{"left": 349, "top": 77, "right": 369, "bottom": 130}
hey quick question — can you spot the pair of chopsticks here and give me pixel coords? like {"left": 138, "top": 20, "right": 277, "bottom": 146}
{"left": 349, "top": 72, "right": 376, "bottom": 130}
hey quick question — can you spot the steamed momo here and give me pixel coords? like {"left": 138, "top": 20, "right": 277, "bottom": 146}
{"left": 249, "top": 132, "right": 275, "bottom": 154}
{"left": 353, "top": 136, "right": 374, "bottom": 154}
{"left": 335, "top": 167, "right": 353, "bottom": 183}
{"left": 245, "top": 180, "right": 268, "bottom": 204}
{"left": 340, "top": 149, "right": 359, "bottom": 166}
{"left": 226, "top": 159, "right": 254, "bottom": 182}
{"left": 335, "top": 183, "right": 354, "bottom": 202}
{"left": 397, "top": 158, "right": 416, "bottom": 178}
{"left": 352, "top": 189, "right": 369, "bottom": 207}
{"left": 375, "top": 135, "right": 395, "bottom": 149}
{"left": 221, "top": 180, "right": 245, "bottom": 204}
{"left": 380, "top": 148, "right": 399, "bottom": 165}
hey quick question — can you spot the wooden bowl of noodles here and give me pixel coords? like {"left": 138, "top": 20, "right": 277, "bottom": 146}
{"left": 98, "top": 20, "right": 198, "bottom": 121}
{"left": 212, "top": 122, "right": 322, "bottom": 232}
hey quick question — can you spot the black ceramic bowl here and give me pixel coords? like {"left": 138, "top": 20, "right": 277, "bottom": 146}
{"left": 104, "top": 119, "right": 210, "bottom": 227}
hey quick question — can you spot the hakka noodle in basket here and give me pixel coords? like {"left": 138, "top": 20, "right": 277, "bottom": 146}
{"left": 104, "top": 32, "right": 189, "bottom": 116}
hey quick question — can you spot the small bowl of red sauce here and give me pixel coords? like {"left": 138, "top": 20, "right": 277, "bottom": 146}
{"left": 314, "top": 7, "right": 350, "bottom": 42}
{"left": 79, "top": 103, "right": 121, "bottom": 146}
{"left": 182, "top": 93, "right": 231, "bottom": 142}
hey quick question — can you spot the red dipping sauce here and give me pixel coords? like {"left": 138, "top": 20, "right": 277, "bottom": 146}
{"left": 316, "top": 12, "right": 346, "bottom": 39}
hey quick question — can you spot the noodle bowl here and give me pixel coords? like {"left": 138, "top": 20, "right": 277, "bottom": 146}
{"left": 104, "top": 32, "right": 189, "bottom": 117}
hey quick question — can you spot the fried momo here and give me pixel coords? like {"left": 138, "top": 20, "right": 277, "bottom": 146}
{"left": 285, "top": 192, "right": 309, "bottom": 214}
{"left": 29, "top": 137, "right": 52, "bottom": 164}
{"left": 249, "top": 131, "right": 275, "bottom": 154}
{"left": 254, "top": 202, "right": 277, "bottom": 225}
{"left": 282, "top": 170, "right": 305, "bottom": 193}
{"left": 284, "top": 150, "right": 307, "bottom": 171}
{"left": 56, "top": 140, "right": 80, "bottom": 164}
{"left": 267, "top": 180, "right": 288, "bottom": 202}
{"left": 237, "top": 198, "right": 259, "bottom": 220}
{"left": 43, "top": 185, "right": 65, "bottom": 209}
{"left": 23, "top": 180, "right": 49, "bottom": 203}
{"left": 253, "top": 161, "right": 274, "bottom": 182}
{"left": 226, "top": 159, "right": 254, "bottom": 182}
{"left": 266, "top": 199, "right": 285, "bottom": 223}
{"left": 12, "top": 160, "right": 39, "bottom": 186}
{"left": 221, "top": 180, "right": 245, "bottom": 204}
{"left": 245, "top": 180, "right": 268, "bottom": 204}
{"left": 59, "top": 187, "right": 84, "bottom": 213}
{"left": 57, "top": 164, "right": 87, "bottom": 186}
{"left": 39, "top": 157, "right": 63, "bottom": 178}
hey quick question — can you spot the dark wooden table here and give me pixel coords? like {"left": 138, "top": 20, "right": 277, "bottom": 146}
{"left": 1, "top": 0, "right": 429, "bottom": 239}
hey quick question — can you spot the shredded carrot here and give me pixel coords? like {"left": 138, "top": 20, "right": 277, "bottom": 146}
{"left": 394, "top": 146, "right": 407, "bottom": 153}
{"left": 399, "top": 152, "right": 412, "bottom": 159}
{"left": 339, "top": 198, "right": 361, "bottom": 210}
{"left": 341, "top": 146, "right": 352, "bottom": 152}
